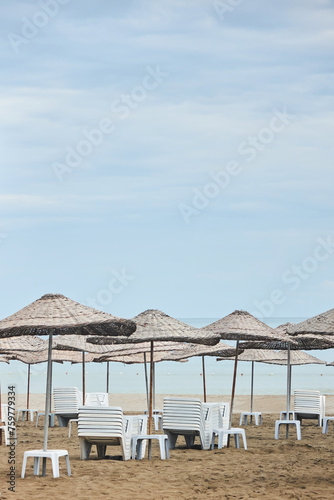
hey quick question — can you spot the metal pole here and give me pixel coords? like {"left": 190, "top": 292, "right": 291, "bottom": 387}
{"left": 82, "top": 351, "right": 86, "bottom": 405}
{"left": 153, "top": 362, "right": 156, "bottom": 411}
{"left": 148, "top": 341, "right": 154, "bottom": 458}
{"left": 202, "top": 356, "right": 207, "bottom": 403}
{"left": 106, "top": 361, "right": 110, "bottom": 394}
{"left": 144, "top": 353, "right": 149, "bottom": 410}
{"left": 42, "top": 330, "right": 53, "bottom": 474}
{"left": 286, "top": 343, "right": 291, "bottom": 438}
{"left": 49, "top": 361, "right": 53, "bottom": 411}
{"left": 229, "top": 339, "right": 239, "bottom": 430}
{"left": 26, "top": 364, "right": 31, "bottom": 421}
{"left": 250, "top": 360, "right": 254, "bottom": 416}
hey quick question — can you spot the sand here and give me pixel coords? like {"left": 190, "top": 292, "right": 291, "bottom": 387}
{"left": 1, "top": 394, "right": 334, "bottom": 499}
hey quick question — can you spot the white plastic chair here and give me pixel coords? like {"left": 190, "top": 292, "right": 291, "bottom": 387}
{"left": 53, "top": 387, "right": 83, "bottom": 427}
{"left": 85, "top": 392, "right": 109, "bottom": 407}
{"left": 294, "top": 390, "right": 325, "bottom": 426}
{"left": 162, "top": 397, "right": 215, "bottom": 450}
{"left": 78, "top": 406, "right": 147, "bottom": 461}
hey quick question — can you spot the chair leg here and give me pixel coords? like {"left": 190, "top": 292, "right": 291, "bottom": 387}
{"left": 241, "top": 431, "right": 247, "bottom": 450}
{"left": 185, "top": 435, "right": 195, "bottom": 448}
{"left": 159, "top": 438, "right": 165, "bottom": 460}
{"left": 33, "top": 457, "right": 41, "bottom": 475}
{"left": 165, "top": 439, "right": 170, "bottom": 459}
{"left": 218, "top": 432, "right": 224, "bottom": 449}
{"left": 211, "top": 433, "right": 216, "bottom": 450}
{"left": 96, "top": 445, "right": 106, "bottom": 458}
{"left": 21, "top": 454, "right": 28, "bottom": 478}
{"left": 166, "top": 432, "right": 177, "bottom": 450}
{"left": 79, "top": 437, "right": 92, "bottom": 460}
{"left": 65, "top": 454, "right": 71, "bottom": 476}
{"left": 51, "top": 456, "right": 60, "bottom": 479}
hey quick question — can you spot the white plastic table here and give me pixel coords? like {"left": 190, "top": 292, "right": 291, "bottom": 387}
{"left": 21, "top": 449, "right": 71, "bottom": 478}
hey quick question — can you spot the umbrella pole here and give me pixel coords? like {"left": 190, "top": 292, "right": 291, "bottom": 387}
{"left": 144, "top": 353, "right": 149, "bottom": 410}
{"left": 250, "top": 361, "right": 254, "bottom": 421}
{"left": 106, "top": 361, "right": 110, "bottom": 394}
{"left": 229, "top": 339, "right": 239, "bottom": 440}
{"left": 26, "top": 364, "right": 31, "bottom": 421}
{"left": 42, "top": 330, "right": 53, "bottom": 473}
{"left": 148, "top": 341, "right": 154, "bottom": 457}
{"left": 285, "top": 343, "right": 291, "bottom": 438}
{"left": 153, "top": 362, "right": 156, "bottom": 411}
{"left": 50, "top": 360, "right": 53, "bottom": 411}
{"left": 202, "top": 356, "right": 207, "bottom": 403}
{"left": 82, "top": 351, "right": 86, "bottom": 405}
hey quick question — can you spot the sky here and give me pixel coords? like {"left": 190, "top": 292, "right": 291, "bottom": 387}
{"left": 0, "top": 0, "right": 334, "bottom": 323}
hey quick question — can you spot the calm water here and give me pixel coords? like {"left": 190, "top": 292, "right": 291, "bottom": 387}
{"left": 1, "top": 317, "right": 333, "bottom": 396}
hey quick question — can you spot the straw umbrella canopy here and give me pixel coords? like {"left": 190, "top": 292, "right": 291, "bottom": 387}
{"left": 90, "top": 310, "right": 221, "bottom": 345}
{"left": 88, "top": 309, "right": 220, "bottom": 435}
{"left": 201, "top": 310, "right": 293, "bottom": 427}
{"left": 260, "top": 350, "right": 327, "bottom": 366}
{"left": 217, "top": 349, "right": 280, "bottom": 417}
{"left": 327, "top": 361, "right": 334, "bottom": 366}
{"left": 287, "top": 308, "right": 334, "bottom": 337}
{"left": 0, "top": 293, "right": 136, "bottom": 471}
{"left": 0, "top": 335, "right": 47, "bottom": 352}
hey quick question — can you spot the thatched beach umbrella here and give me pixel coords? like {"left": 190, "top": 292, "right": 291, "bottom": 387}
{"left": 201, "top": 310, "right": 292, "bottom": 427}
{"left": 287, "top": 308, "right": 334, "bottom": 337}
{"left": 88, "top": 309, "right": 220, "bottom": 435}
{"left": 0, "top": 335, "right": 47, "bottom": 352}
{"left": 262, "top": 350, "right": 327, "bottom": 366}
{"left": 0, "top": 293, "right": 136, "bottom": 475}
{"left": 327, "top": 361, "right": 334, "bottom": 366}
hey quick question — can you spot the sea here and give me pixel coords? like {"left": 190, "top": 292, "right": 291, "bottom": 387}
{"left": 1, "top": 317, "right": 333, "bottom": 396}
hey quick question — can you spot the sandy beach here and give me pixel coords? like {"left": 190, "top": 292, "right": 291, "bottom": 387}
{"left": 1, "top": 393, "right": 333, "bottom": 499}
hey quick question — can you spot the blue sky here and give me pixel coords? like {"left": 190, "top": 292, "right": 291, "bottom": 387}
{"left": 1, "top": 0, "right": 334, "bottom": 321}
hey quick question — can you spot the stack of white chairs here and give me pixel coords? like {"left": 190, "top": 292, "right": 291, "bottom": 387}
{"left": 163, "top": 397, "right": 216, "bottom": 450}
{"left": 78, "top": 406, "right": 147, "bottom": 461}
{"left": 85, "top": 393, "right": 109, "bottom": 407}
{"left": 53, "top": 387, "right": 83, "bottom": 427}
{"left": 0, "top": 404, "right": 17, "bottom": 445}
{"left": 294, "top": 390, "right": 325, "bottom": 426}
{"left": 218, "top": 402, "right": 230, "bottom": 447}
